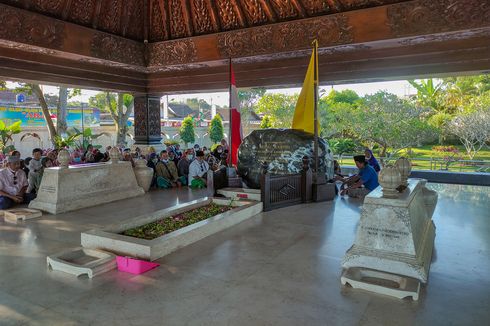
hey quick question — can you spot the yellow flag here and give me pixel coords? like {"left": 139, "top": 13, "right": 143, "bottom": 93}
{"left": 292, "top": 40, "right": 319, "bottom": 134}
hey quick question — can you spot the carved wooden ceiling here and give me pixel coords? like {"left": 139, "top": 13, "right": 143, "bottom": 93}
{"left": 0, "top": 0, "right": 489, "bottom": 94}
{"left": 1, "top": 0, "right": 405, "bottom": 42}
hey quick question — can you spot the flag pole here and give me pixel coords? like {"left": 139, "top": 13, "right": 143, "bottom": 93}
{"left": 228, "top": 57, "right": 232, "bottom": 167}
{"left": 313, "top": 40, "right": 319, "bottom": 178}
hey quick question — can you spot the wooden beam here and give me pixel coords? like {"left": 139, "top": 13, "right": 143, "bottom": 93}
{"left": 232, "top": 0, "right": 249, "bottom": 28}
{"left": 258, "top": 0, "right": 277, "bottom": 22}
{"left": 207, "top": 0, "right": 222, "bottom": 31}
{"left": 291, "top": 0, "right": 307, "bottom": 18}
{"left": 180, "top": 0, "right": 195, "bottom": 36}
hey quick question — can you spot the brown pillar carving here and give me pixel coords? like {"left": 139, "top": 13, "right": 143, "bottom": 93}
{"left": 133, "top": 95, "right": 162, "bottom": 145}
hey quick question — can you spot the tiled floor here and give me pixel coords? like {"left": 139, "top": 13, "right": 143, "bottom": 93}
{"left": 0, "top": 184, "right": 489, "bottom": 325}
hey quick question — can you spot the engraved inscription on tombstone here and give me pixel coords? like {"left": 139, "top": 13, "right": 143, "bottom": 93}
{"left": 237, "top": 129, "right": 333, "bottom": 189}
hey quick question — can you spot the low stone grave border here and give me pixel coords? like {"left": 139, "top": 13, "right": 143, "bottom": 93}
{"left": 81, "top": 197, "right": 262, "bottom": 261}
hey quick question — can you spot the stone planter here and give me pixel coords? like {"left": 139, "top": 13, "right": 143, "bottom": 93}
{"left": 133, "top": 159, "right": 153, "bottom": 192}
{"left": 81, "top": 198, "right": 262, "bottom": 261}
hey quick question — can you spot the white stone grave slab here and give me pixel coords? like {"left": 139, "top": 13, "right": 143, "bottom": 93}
{"left": 29, "top": 162, "right": 144, "bottom": 214}
{"left": 341, "top": 267, "right": 420, "bottom": 300}
{"left": 47, "top": 247, "right": 116, "bottom": 278}
{"left": 342, "top": 178, "right": 437, "bottom": 283}
{"left": 81, "top": 197, "right": 263, "bottom": 261}
{"left": 217, "top": 188, "right": 261, "bottom": 201}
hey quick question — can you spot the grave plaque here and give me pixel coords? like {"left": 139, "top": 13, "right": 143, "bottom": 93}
{"left": 237, "top": 129, "right": 333, "bottom": 189}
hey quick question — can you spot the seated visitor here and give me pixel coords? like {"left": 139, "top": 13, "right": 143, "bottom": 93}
{"left": 0, "top": 156, "right": 35, "bottom": 209}
{"left": 193, "top": 144, "right": 200, "bottom": 152}
{"left": 122, "top": 148, "right": 134, "bottom": 167}
{"left": 188, "top": 150, "right": 209, "bottom": 189}
{"left": 102, "top": 146, "right": 112, "bottom": 162}
{"left": 33, "top": 157, "right": 53, "bottom": 193}
{"left": 134, "top": 147, "right": 142, "bottom": 159}
{"left": 71, "top": 151, "right": 83, "bottom": 164}
{"left": 147, "top": 153, "right": 159, "bottom": 188}
{"left": 92, "top": 149, "right": 105, "bottom": 163}
{"left": 82, "top": 144, "right": 93, "bottom": 162}
{"left": 174, "top": 144, "right": 182, "bottom": 159}
{"left": 365, "top": 148, "right": 381, "bottom": 172}
{"left": 27, "top": 148, "right": 43, "bottom": 193}
{"left": 177, "top": 150, "right": 192, "bottom": 183}
{"left": 47, "top": 150, "right": 59, "bottom": 166}
{"left": 168, "top": 150, "right": 179, "bottom": 165}
{"left": 147, "top": 146, "right": 156, "bottom": 160}
{"left": 155, "top": 150, "right": 184, "bottom": 188}
{"left": 23, "top": 157, "right": 31, "bottom": 176}
{"left": 340, "top": 155, "right": 379, "bottom": 198}
{"left": 212, "top": 145, "right": 224, "bottom": 161}
{"left": 10, "top": 150, "right": 21, "bottom": 159}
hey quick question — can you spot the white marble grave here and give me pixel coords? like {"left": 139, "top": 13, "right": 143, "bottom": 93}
{"left": 29, "top": 161, "right": 144, "bottom": 214}
{"left": 342, "top": 178, "right": 437, "bottom": 283}
{"left": 81, "top": 197, "right": 263, "bottom": 261}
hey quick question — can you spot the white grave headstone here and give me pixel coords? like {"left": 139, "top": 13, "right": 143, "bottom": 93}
{"left": 342, "top": 178, "right": 437, "bottom": 283}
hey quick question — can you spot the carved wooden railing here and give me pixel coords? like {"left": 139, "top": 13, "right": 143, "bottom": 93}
{"left": 260, "top": 158, "right": 313, "bottom": 212}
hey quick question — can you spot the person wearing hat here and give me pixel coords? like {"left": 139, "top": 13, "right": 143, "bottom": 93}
{"left": 188, "top": 150, "right": 209, "bottom": 189}
{"left": 340, "top": 155, "right": 379, "bottom": 198}
{"left": 0, "top": 156, "right": 35, "bottom": 209}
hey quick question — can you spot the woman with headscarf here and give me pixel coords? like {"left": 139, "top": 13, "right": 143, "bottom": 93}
{"left": 364, "top": 148, "right": 381, "bottom": 172}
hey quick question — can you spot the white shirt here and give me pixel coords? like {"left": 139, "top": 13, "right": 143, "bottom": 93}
{"left": 188, "top": 159, "right": 209, "bottom": 184}
{"left": 0, "top": 168, "right": 28, "bottom": 196}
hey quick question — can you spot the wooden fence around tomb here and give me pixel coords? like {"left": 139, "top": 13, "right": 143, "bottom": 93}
{"left": 260, "top": 167, "right": 313, "bottom": 212}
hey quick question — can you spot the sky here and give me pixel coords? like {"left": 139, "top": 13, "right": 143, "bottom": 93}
{"left": 6, "top": 80, "right": 416, "bottom": 107}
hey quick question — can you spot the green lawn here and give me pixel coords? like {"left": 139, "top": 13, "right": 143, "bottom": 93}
{"left": 338, "top": 145, "right": 490, "bottom": 173}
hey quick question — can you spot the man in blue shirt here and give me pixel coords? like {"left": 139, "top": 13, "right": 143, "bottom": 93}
{"left": 341, "top": 155, "right": 379, "bottom": 198}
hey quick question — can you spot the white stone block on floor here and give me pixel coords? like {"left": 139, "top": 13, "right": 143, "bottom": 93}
{"left": 2, "top": 208, "right": 42, "bottom": 224}
{"left": 47, "top": 247, "right": 116, "bottom": 278}
{"left": 341, "top": 267, "right": 420, "bottom": 300}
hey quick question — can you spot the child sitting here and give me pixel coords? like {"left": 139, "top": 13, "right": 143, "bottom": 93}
{"left": 27, "top": 148, "right": 43, "bottom": 194}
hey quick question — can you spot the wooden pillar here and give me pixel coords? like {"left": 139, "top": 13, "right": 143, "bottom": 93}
{"left": 133, "top": 95, "right": 162, "bottom": 146}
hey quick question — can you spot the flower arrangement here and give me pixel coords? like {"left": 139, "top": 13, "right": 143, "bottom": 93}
{"left": 121, "top": 203, "right": 233, "bottom": 240}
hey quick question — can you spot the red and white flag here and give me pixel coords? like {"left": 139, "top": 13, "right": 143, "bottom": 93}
{"left": 230, "top": 64, "right": 242, "bottom": 166}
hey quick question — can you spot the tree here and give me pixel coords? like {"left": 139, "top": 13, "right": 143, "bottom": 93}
{"left": 0, "top": 120, "right": 22, "bottom": 154}
{"left": 353, "top": 91, "right": 437, "bottom": 158}
{"left": 255, "top": 93, "right": 297, "bottom": 128}
{"left": 9, "top": 83, "right": 79, "bottom": 147}
{"left": 209, "top": 115, "right": 224, "bottom": 143}
{"left": 28, "top": 84, "right": 58, "bottom": 145}
{"left": 324, "top": 89, "right": 360, "bottom": 106}
{"left": 89, "top": 92, "right": 133, "bottom": 146}
{"left": 408, "top": 79, "right": 445, "bottom": 112}
{"left": 186, "top": 98, "right": 211, "bottom": 112}
{"left": 56, "top": 87, "right": 81, "bottom": 134}
{"left": 450, "top": 109, "right": 490, "bottom": 159}
{"left": 238, "top": 88, "right": 266, "bottom": 128}
{"left": 260, "top": 115, "right": 272, "bottom": 129}
{"left": 319, "top": 100, "right": 354, "bottom": 138}
{"left": 180, "top": 116, "right": 195, "bottom": 147}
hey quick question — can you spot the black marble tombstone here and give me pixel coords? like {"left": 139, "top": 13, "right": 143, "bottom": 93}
{"left": 237, "top": 129, "right": 333, "bottom": 189}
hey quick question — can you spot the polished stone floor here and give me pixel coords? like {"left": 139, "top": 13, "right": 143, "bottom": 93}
{"left": 0, "top": 184, "right": 489, "bottom": 326}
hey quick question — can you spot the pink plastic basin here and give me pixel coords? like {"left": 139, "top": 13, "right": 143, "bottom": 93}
{"left": 116, "top": 256, "right": 159, "bottom": 275}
